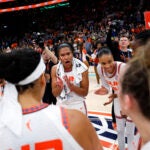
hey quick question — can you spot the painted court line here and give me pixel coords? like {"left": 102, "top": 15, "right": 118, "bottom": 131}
{"left": 88, "top": 111, "right": 118, "bottom": 149}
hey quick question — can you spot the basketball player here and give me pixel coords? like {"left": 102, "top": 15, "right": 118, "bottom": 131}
{"left": 97, "top": 47, "right": 135, "bottom": 150}
{"left": 131, "top": 29, "right": 150, "bottom": 54}
{"left": 0, "top": 48, "right": 102, "bottom": 150}
{"left": 118, "top": 42, "right": 150, "bottom": 150}
{"left": 51, "top": 43, "right": 89, "bottom": 115}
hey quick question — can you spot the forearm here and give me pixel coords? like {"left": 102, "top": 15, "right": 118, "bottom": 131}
{"left": 49, "top": 52, "right": 57, "bottom": 64}
{"left": 45, "top": 46, "right": 58, "bottom": 64}
{"left": 100, "top": 75, "right": 110, "bottom": 92}
{"left": 50, "top": 54, "right": 57, "bottom": 64}
{"left": 70, "top": 84, "right": 88, "bottom": 97}
{"left": 52, "top": 85, "right": 63, "bottom": 97}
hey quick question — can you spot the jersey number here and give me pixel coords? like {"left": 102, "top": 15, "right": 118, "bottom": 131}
{"left": 21, "top": 139, "right": 62, "bottom": 150}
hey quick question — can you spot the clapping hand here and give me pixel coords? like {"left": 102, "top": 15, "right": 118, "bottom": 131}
{"left": 63, "top": 75, "right": 74, "bottom": 91}
{"left": 56, "top": 76, "right": 64, "bottom": 90}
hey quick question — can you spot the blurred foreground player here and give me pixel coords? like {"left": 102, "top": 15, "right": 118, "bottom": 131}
{"left": 118, "top": 42, "right": 150, "bottom": 150}
{"left": 0, "top": 48, "right": 102, "bottom": 150}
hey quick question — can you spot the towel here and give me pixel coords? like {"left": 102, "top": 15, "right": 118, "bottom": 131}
{"left": 0, "top": 83, "right": 22, "bottom": 136}
{"left": 56, "top": 58, "right": 88, "bottom": 101}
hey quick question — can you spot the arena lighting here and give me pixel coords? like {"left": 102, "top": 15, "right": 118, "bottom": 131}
{"left": 40, "top": 2, "right": 69, "bottom": 10}
{"left": 0, "top": 0, "right": 68, "bottom": 13}
{"left": 0, "top": 0, "right": 14, "bottom": 3}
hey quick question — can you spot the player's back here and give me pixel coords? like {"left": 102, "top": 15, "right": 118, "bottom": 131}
{"left": 0, "top": 104, "right": 83, "bottom": 150}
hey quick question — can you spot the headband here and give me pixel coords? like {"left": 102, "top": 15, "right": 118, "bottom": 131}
{"left": 0, "top": 57, "right": 45, "bottom": 136}
{"left": 18, "top": 57, "right": 45, "bottom": 85}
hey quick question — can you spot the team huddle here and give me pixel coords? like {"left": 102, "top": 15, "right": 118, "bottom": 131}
{"left": 0, "top": 29, "right": 150, "bottom": 150}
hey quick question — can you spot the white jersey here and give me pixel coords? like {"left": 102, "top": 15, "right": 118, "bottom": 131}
{"left": 0, "top": 84, "right": 4, "bottom": 98}
{"left": 97, "top": 61, "right": 125, "bottom": 94}
{"left": 56, "top": 70, "right": 87, "bottom": 115}
{"left": 97, "top": 61, "right": 126, "bottom": 117}
{"left": 59, "top": 70, "right": 85, "bottom": 102}
{"left": 142, "top": 141, "right": 150, "bottom": 150}
{"left": 0, "top": 104, "right": 83, "bottom": 150}
{"left": 97, "top": 62, "right": 136, "bottom": 150}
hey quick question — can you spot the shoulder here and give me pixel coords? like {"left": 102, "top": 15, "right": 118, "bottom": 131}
{"left": 67, "top": 109, "right": 102, "bottom": 150}
{"left": 116, "top": 61, "right": 126, "bottom": 67}
{"left": 97, "top": 63, "right": 101, "bottom": 69}
{"left": 51, "top": 64, "right": 57, "bottom": 71}
{"left": 67, "top": 109, "right": 92, "bottom": 139}
{"left": 97, "top": 64, "right": 102, "bottom": 73}
{"left": 82, "top": 69, "right": 88, "bottom": 75}
{"left": 74, "top": 58, "right": 88, "bottom": 72}
{"left": 115, "top": 61, "right": 126, "bottom": 74}
{"left": 67, "top": 109, "right": 88, "bottom": 127}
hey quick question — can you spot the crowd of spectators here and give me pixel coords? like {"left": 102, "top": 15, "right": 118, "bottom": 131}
{"left": 0, "top": 0, "right": 149, "bottom": 53}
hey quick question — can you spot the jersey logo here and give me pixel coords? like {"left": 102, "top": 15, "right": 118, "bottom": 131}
{"left": 68, "top": 76, "right": 74, "bottom": 82}
{"left": 26, "top": 120, "right": 32, "bottom": 131}
{"left": 106, "top": 81, "right": 118, "bottom": 91}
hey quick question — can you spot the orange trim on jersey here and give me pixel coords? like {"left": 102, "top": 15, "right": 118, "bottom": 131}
{"left": 88, "top": 111, "right": 112, "bottom": 117}
{"left": 115, "top": 115, "right": 133, "bottom": 122}
{"left": 126, "top": 118, "right": 133, "bottom": 122}
{"left": 21, "top": 145, "right": 30, "bottom": 150}
{"left": 60, "top": 107, "right": 70, "bottom": 132}
{"left": 118, "top": 62, "right": 123, "bottom": 74}
{"left": 21, "top": 140, "right": 63, "bottom": 150}
{"left": 100, "top": 140, "right": 128, "bottom": 150}
{"left": 35, "top": 140, "right": 63, "bottom": 150}
{"left": 137, "top": 137, "right": 142, "bottom": 150}
{"left": 100, "top": 139, "right": 118, "bottom": 149}
{"left": 22, "top": 103, "right": 49, "bottom": 114}
{"left": 115, "top": 115, "right": 125, "bottom": 119}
